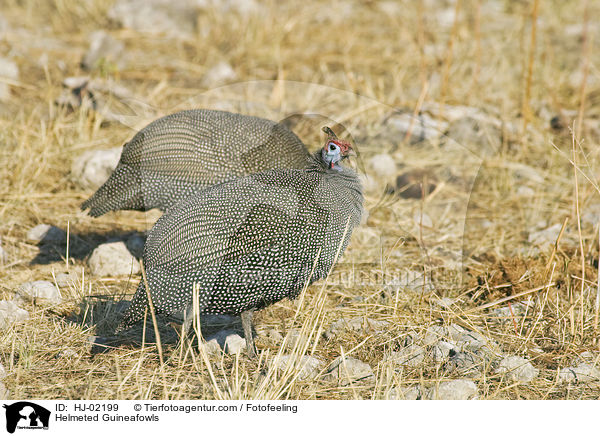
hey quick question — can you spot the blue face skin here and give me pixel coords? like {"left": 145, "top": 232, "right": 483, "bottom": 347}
{"left": 323, "top": 141, "right": 344, "bottom": 170}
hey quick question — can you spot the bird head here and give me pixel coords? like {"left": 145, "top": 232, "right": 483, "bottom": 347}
{"left": 321, "top": 126, "right": 354, "bottom": 170}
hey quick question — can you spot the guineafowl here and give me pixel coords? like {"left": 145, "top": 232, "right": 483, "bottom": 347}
{"left": 81, "top": 109, "right": 310, "bottom": 217}
{"left": 115, "top": 127, "right": 362, "bottom": 357}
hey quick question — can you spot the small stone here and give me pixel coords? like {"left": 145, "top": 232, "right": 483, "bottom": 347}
{"left": 88, "top": 241, "right": 141, "bottom": 277}
{"left": 15, "top": 281, "right": 62, "bottom": 306}
{"left": 204, "top": 330, "right": 246, "bottom": 355}
{"left": 431, "top": 341, "right": 455, "bottom": 363}
{"left": 71, "top": 147, "right": 122, "bottom": 190}
{"left": 493, "top": 301, "right": 532, "bottom": 318}
{"left": 0, "top": 57, "right": 19, "bottom": 102}
{"left": 394, "top": 169, "right": 437, "bottom": 199}
{"left": 202, "top": 61, "right": 238, "bottom": 88}
{"left": 81, "top": 30, "right": 125, "bottom": 71}
{"left": 528, "top": 223, "right": 563, "bottom": 246}
{"left": 27, "top": 224, "right": 66, "bottom": 244}
{"left": 387, "top": 344, "right": 426, "bottom": 368}
{"left": 445, "top": 351, "right": 482, "bottom": 376}
{"left": 383, "top": 112, "right": 446, "bottom": 145}
{"left": 428, "top": 379, "right": 478, "bottom": 400}
{"left": 323, "top": 356, "right": 374, "bottom": 384}
{"left": 423, "top": 325, "right": 447, "bottom": 346}
{"left": 272, "top": 355, "right": 323, "bottom": 381}
{"left": 367, "top": 154, "right": 396, "bottom": 181}
{"left": 387, "top": 386, "right": 422, "bottom": 400}
{"left": 324, "top": 317, "right": 390, "bottom": 339}
{"left": 445, "top": 116, "right": 502, "bottom": 157}
{"left": 496, "top": 356, "right": 538, "bottom": 383}
{"left": 558, "top": 363, "right": 600, "bottom": 384}
{"left": 413, "top": 211, "right": 433, "bottom": 227}
{"left": 54, "top": 272, "right": 78, "bottom": 288}
{"left": 0, "top": 300, "right": 29, "bottom": 330}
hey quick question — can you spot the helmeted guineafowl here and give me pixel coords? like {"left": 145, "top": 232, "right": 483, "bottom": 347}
{"left": 115, "top": 127, "right": 363, "bottom": 358}
{"left": 81, "top": 109, "right": 310, "bottom": 217}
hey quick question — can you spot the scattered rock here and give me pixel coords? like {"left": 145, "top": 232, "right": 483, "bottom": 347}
{"left": 88, "top": 242, "right": 141, "bottom": 277}
{"left": 71, "top": 147, "right": 122, "bottom": 191}
{"left": 516, "top": 186, "right": 535, "bottom": 197}
{"left": 493, "top": 301, "right": 533, "bottom": 318}
{"left": 324, "top": 317, "right": 390, "bottom": 339}
{"left": 431, "top": 340, "right": 455, "bottom": 362}
{"left": 386, "top": 270, "right": 433, "bottom": 293}
{"left": 558, "top": 364, "right": 600, "bottom": 384}
{"left": 581, "top": 204, "right": 600, "bottom": 226}
{"left": 81, "top": 30, "right": 126, "bottom": 71}
{"left": 381, "top": 112, "right": 446, "bottom": 146}
{"left": 387, "top": 344, "right": 426, "bottom": 368}
{"left": 387, "top": 385, "right": 423, "bottom": 400}
{"left": 204, "top": 330, "right": 246, "bottom": 355}
{"left": 428, "top": 379, "right": 478, "bottom": 400}
{"left": 202, "top": 62, "right": 238, "bottom": 88}
{"left": 413, "top": 211, "right": 433, "bottom": 227}
{"left": 108, "top": 0, "right": 200, "bottom": 38}
{"left": 496, "top": 356, "right": 538, "bottom": 383}
{"left": 272, "top": 355, "right": 323, "bottom": 381}
{"left": 27, "top": 224, "right": 66, "bottom": 244}
{"left": 323, "top": 356, "right": 374, "bottom": 384}
{"left": 393, "top": 169, "right": 437, "bottom": 199}
{"left": 15, "top": 281, "right": 62, "bottom": 306}
{"left": 54, "top": 271, "right": 78, "bottom": 289}
{"left": 367, "top": 154, "right": 396, "bottom": 181}
{"left": 444, "top": 116, "right": 502, "bottom": 157}
{"left": 0, "top": 300, "right": 29, "bottom": 330}
{"left": 0, "top": 57, "right": 19, "bottom": 102}
{"left": 528, "top": 223, "right": 563, "bottom": 246}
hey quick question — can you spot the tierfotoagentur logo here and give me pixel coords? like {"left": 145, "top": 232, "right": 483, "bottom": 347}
{"left": 3, "top": 402, "right": 50, "bottom": 433}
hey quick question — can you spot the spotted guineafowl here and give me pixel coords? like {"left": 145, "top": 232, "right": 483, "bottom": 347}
{"left": 115, "top": 127, "right": 363, "bottom": 358}
{"left": 81, "top": 109, "right": 310, "bottom": 217}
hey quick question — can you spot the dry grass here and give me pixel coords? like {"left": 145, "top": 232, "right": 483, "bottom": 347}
{"left": 0, "top": 0, "right": 599, "bottom": 400}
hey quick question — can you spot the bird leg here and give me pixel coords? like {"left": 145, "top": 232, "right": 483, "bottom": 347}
{"left": 241, "top": 310, "right": 257, "bottom": 358}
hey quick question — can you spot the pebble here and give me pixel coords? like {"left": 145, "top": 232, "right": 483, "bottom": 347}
{"left": 202, "top": 61, "right": 238, "bottom": 88}
{"left": 413, "top": 211, "right": 433, "bottom": 227}
{"left": 271, "top": 355, "right": 323, "bottom": 381}
{"left": 0, "top": 300, "right": 29, "bottom": 330}
{"left": 204, "top": 330, "right": 246, "bottom": 355}
{"left": 428, "top": 379, "right": 478, "bottom": 400}
{"left": 88, "top": 242, "right": 141, "bottom": 277}
{"left": 323, "top": 356, "right": 374, "bottom": 384}
{"left": 324, "top": 317, "right": 390, "bottom": 339}
{"left": 387, "top": 344, "right": 426, "bottom": 368}
{"left": 367, "top": 154, "right": 397, "bottom": 181}
{"left": 528, "top": 223, "right": 563, "bottom": 246}
{"left": 445, "top": 116, "right": 502, "bottom": 157}
{"left": 383, "top": 112, "right": 446, "bottom": 145}
{"left": 496, "top": 356, "right": 538, "bottom": 383}
{"left": 0, "top": 57, "right": 19, "bottom": 102}
{"left": 54, "top": 271, "right": 78, "bottom": 289}
{"left": 81, "top": 30, "right": 125, "bottom": 71}
{"left": 71, "top": 147, "right": 122, "bottom": 190}
{"left": 387, "top": 386, "right": 422, "bottom": 400}
{"left": 27, "top": 224, "right": 66, "bottom": 244}
{"left": 558, "top": 363, "right": 600, "bottom": 384}
{"left": 15, "top": 281, "right": 62, "bottom": 306}
{"left": 393, "top": 169, "right": 437, "bottom": 199}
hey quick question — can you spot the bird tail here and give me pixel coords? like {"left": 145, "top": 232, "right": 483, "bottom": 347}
{"left": 114, "top": 280, "right": 149, "bottom": 334}
{"left": 81, "top": 164, "right": 144, "bottom": 217}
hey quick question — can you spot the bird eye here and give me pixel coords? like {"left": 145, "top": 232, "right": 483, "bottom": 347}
{"left": 329, "top": 142, "right": 337, "bottom": 151}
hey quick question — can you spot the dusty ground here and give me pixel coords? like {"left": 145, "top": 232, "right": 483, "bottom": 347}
{"left": 0, "top": 0, "right": 599, "bottom": 399}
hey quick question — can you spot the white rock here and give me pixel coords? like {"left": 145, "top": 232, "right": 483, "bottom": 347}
{"left": 0, "top": 57, "right": 18, "bottom": 101}
{"left": 432, "top": 340, "right": 455, "bottom": 363}
{"left": 214, "top": 0, "right": 261, "bottom": 15}
{"left": 82, "top": 30, "right": 125, "bottom": 70}
{"left": 54, "top": 272, "right": 78, "bottom": 288}
{"left": 387, "top": 386, "right": 422, "bottom": 400}
{"left": 0, "top": 300, "right": 29, "bottom": 330}
{"left": 423, "top": 325, "right": 447, "bottom": 346}
{"left": 413, "top": 211, "right": 433, "bottom": 227}
{"left": 108, "top": 0, "right": 200, "bottom": 38}
{"left": 387, "top": 344, "right": 426, "bottom": 368}
{"left": 558, "top": 364, "right": 600, "bottom": 384}
{"left": 428, "top": 379, "right": 478, "bottom": 400}
{"left": 202, "top": 62, "right": 238, "bottom": 88}
{"left": 367, "top": 154, "right": 397, "bottom": 180}
{"left": 383, "top": 112, "right": 446, "bottom": 145}
{"left": 581, "top": 204, "right": 600, "bottom": 226}
{"left": 517, "top": 186, "right": 535, "bottom": 197}
{"left": 497, "top": 356, "right": 538, "bottom": 383}
{"left": 71, "top": 147, "right": 122, "bottom": 190}
{"left": 324, "top": 317, "right": 390, "bottom": 339}
{"left": 88, "top": 242, "right": 141, "bottom": 277}
{"left": 272, "top": 355, "right": 323, "bottom": 381}
{"left": 323, "top": 356, "right": 374, "bottom": 383}
{"left": 445, "top": 115, "right": 502, "bottom": 156}
{"left": 204, "top": 330, "right": 246, "bottom": 355}
{"left": 15, "top": 281, "right": 62, "bottom": 306}
{"left": 528, "top": 223, "right": 563, "bottom": 246}
{"left": 27, "top": 224, "right": 66, "bottom": 244}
